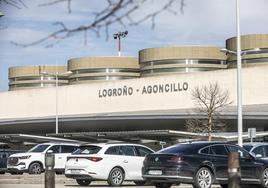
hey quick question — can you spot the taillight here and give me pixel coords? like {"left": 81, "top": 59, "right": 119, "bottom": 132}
{"left": 87, "top": 157, "right": 103, "bottom": 162}
{"left": 167, "top": 156, "right": 184, "bottom": 162}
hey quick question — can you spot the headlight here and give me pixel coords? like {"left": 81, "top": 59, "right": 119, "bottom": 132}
{"left": 19, "top": 155, "right": 31, "bottom": 159}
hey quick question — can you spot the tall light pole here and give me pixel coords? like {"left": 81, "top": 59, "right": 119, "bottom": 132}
{"left": 40, "top": 70, "right": 72, "bottom": 134}
{"left": 113, "top": 31, "right": 128, "bottom": 56}
{"left": 236, "top": 0, "right": 243, "bottom": 147}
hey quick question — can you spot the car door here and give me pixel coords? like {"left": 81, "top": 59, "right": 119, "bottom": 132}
{"left": 134, "top": 146, "right": 154, "bottom": 178}
{"left": 226, "top": 144, "right": 262, "bottom": 181}
{"left": 57, "top": 145, "right": 77, "bottom": 169}
{"left": 209, "top": 144, "right": 229, "bottom": 180}
{"left": 48, "top": 145, "right": 61, "bottom": 169}
{"left": 120, "top": 145, "right": 141, "bottom": 180}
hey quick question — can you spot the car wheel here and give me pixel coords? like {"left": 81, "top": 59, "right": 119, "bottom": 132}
{"left": 0, "top": 172, "right": 5, "bottom": 174}
{"left": 107, "top": 167, "right": 124, "bottom": 186}
{"left": 154, "top": 182, "right": 172, "bottom": 188}
{"left": 134, "top": 181, "right": 146, "bottom": 186}
{"left": 28, "top": 162, "right": 42, "bottom": 174}
{"left": 76, "top": 179, "right": 91, "bottom": 186}
{"left": 261, "top": 168, "right": 268, "bottom": 188}
{"left": 193, "top": 167, "right": 213, "bottom": 188}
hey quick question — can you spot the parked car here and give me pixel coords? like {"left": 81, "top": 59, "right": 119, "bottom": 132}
{"left": 142, "top": 141, "right": 268, "bottom": 188}
{"left": 7, "top": 142, "right": 78, "bottom": 174}
{"left": 65, "top": 143, "right": 154, "bottom": 186}
{"left": 243, "top": 142, "right": 268, "bottom": 158}
{"left": 0, "top": 149, "right": 23, "bottom": 174}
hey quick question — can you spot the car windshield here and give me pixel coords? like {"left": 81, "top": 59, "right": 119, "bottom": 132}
{"left": 28, "top": 144, "right": 50, "bottom": 152}
{"left": 243, "top": 145, "right": 253, "bottom": 152}
{"left": 73, "top": 145, "right": 101, "bottom": 155}
{"left": 157, "top": 144, "right": 192, "bottom": 154}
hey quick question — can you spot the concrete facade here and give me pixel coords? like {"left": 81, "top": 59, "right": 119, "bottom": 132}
{"left": 1, "top": 65, "right": 268, "bottom": 134}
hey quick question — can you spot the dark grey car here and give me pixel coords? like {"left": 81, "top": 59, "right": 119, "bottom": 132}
{"left": 142, "top": 141, "right": 268, "bottom": 188}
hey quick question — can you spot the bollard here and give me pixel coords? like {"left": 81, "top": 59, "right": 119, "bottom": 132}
{"left": 228, "top": 152, "right": 241, "bottom": 188}
{"left": 45, "top": 150, "right": 55, "bottom": 188}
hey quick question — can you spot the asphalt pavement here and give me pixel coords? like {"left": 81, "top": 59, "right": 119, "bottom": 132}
{"left": 0, "top": 174, "right": 221, "bottom": 188}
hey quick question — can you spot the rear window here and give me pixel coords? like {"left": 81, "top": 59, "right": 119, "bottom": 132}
{"left": 73, "top": 145, "right": 101, "bottom": 155}
{"left": 157, "top": 144, "right": 193, "bottom": 154}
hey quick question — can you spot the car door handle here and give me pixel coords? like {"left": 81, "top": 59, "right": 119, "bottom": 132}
{"left": 123, "top": 160, "right": 128, "bottom": 163}
{"left": 58, "top": 157, "right": 62, "bottom": 159}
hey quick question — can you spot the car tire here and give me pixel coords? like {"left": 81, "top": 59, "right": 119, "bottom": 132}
{"left": 0, "top": 172, "right": 5, "bottom": 174}
{"left": 76, "top": 179, "right": 91, "bottom": 186}
{"left": 153, "top": 182, "right": 172, "bottom": 188}
{"left": 28, "top": 162, "right": 42, "bottom": 174}
{"left": 193, "top": 167, "right": 213, "bottom": 188}
{"left": 261, "top": 168, "right": 268, "bottom": 188}
{"left": 107, "top": 167, "right": 125, "bottom": 186}
{"left": 134, "top": 181, "right": 147, "bottom": 186}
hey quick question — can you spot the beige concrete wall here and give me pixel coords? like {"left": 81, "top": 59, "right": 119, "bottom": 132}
{"left": 68, "top": 56, "right": 139, "bottom": 70}
{"left": 139, "top": 46, "right": 226, "bottom": 62}
{"left": 9, "top": 65, "right": 67, "bottom": 78}
{"left": 0, "top": 65, "right": 268, "bottom": 120}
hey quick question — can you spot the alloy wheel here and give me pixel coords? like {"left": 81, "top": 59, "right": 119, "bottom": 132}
{"left": 111, "top": 169, "right": 123, "bottom": 185}
{"left": 263, "top": 168, "right": 268, "bottom": 187}
{"left": 197, "top": 168, "right": 212, "bottom": 188}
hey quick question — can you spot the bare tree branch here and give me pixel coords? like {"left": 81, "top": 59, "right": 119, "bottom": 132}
{"left": 8, "top": 0, "right": 186, "bottom": 47}
{"left": 1, "top": 0, "right": 27, "bottom": 9}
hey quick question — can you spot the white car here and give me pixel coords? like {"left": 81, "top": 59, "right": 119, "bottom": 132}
{"left": 65, "top": 143, "right": 154, "bottom": 186}
{"left": 7, "top": 142, "right": 78, "bottom": 174}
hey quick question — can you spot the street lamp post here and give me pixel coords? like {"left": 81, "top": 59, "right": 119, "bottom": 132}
{"left": 221, "top": 45, "right": 260, "bottom": 147}
{"left": 236, "top": 0, "right": 243, "bottom": 147}
{"left": 113, "top": 31, "right": 128, "bottom": 56}
{"left": 40, "top": 71, "right": 72, "bottom": 134}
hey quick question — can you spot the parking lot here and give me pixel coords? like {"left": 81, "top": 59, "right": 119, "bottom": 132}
{"left": 0, "top": 174, "right": 222, "bottom": 188}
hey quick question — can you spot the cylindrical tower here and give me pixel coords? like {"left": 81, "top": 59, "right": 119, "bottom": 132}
{"left": 139, "top": 46, "right": 227, "bottom": 77}
{"left": 68, "top": 56, "right": 139, "bottom": 84}
{"left": 226, "top": 34, "right": 268, "bottom": 67}
{"left": 8, "top": 65, "right": 68, "bottom": 91}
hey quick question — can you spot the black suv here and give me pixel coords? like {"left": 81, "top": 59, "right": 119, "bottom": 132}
{"left": 0, "top": 149, "right": 23, "bottom": 174}
{"left": 142, "top": 141, "right": 268, "bottom": 188}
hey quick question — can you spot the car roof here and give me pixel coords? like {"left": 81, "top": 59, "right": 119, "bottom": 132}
{"left": 79, "top": 142, "right": 149, "bottom": 147}
{"left": 243, "top": 142, "right": 268, "bottom": 147}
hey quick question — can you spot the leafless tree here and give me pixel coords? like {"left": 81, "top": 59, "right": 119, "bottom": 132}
{"left": 185, "top": 82, "right": 232, "bottom": 141}
{"left": 1, "top": 0, "right": 186, "bottom": 47}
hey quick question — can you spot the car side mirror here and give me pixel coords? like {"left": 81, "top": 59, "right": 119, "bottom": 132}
{"left": 46, "top": 150, "right": 53, "bottom": 154}
{"left": 255, "top": 154, "right": 263, "bottom": 158}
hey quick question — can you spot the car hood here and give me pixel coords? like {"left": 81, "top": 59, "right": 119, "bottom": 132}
{"left": 9, "top": 152, "right": 44, "bottom": 157}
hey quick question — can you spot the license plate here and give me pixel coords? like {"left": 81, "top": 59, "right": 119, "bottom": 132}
{"left": 148, "top": 170, "right": 162, "bottom": 175}
{"left": 71, "top": 169, "right": 81, "bottom": 174}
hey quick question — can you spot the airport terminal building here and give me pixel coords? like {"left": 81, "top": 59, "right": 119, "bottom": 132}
{"left": 0, "top": 34, "right": 268, "bottom": 145}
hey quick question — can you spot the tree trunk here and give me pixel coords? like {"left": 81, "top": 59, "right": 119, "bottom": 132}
{"left": 208, "top": 114, "right": 212, "bottom": 141}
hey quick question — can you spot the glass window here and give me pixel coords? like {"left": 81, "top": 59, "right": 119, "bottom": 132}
{"left": 252, "top": 146, "right": 264, "bottom": 157}
{"left": 61, "top": 145, "right": 78, "bottom": 153}
{"left": 73, "top": 145, "right": 101, "bottom": 155}
{"left": 226, "top": 145, "right": 250, "bottom": 158}
{"left": 49, "top": 145, "right": 60, "bottom": 153}
{"left": 105, "top": 146, "right": 120, "bottom": 155}
{"left": 120, "top": 146, "right": 136, "bottom": 156}
{"left": 264, "top": 146, "right": 268, "bottom": 157}
{"left": 210, "top": 145, "right": 228, "bottom": 156}
{"left": 28, "top": 144, "right": 50, "bottom": 152}
{"left": 243, "top": 145, "right": 253, "bottom": 152}
{"left": 200, "top": 147, "right": 210, "bottom": 154}
{"left": 158, "top": 144, "right": 192, "bottom": 154}
{"left": 135, "top": 146, "right": 153, "bottom": 157}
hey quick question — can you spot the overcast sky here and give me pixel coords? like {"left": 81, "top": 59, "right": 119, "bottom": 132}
{"left": 0, "top": 0, "right": 268, "bottom": 91}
